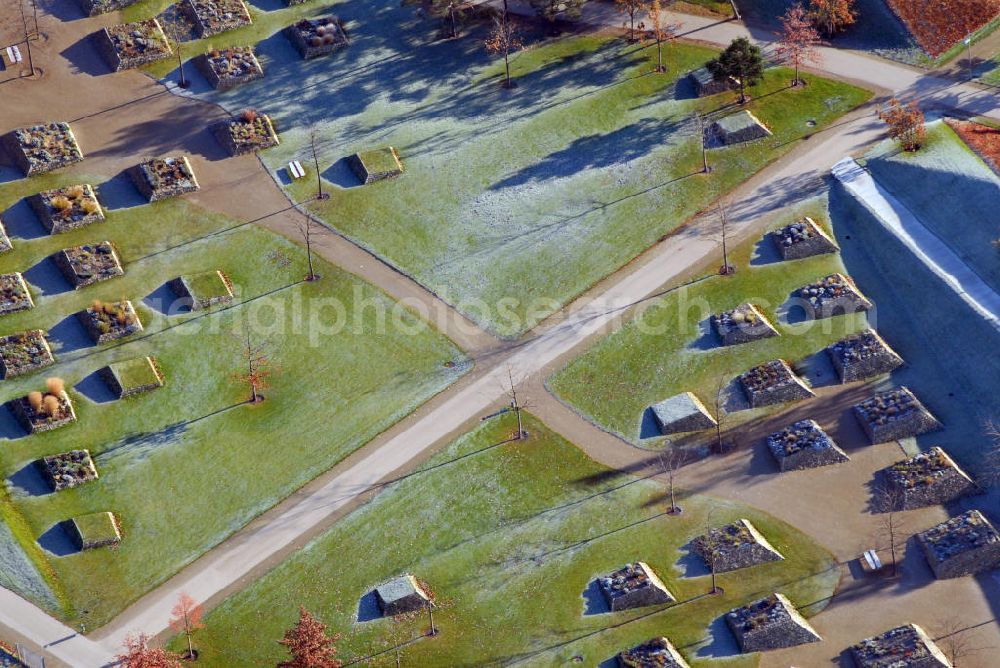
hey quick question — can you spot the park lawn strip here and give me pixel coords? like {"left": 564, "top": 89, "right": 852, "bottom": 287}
{"left": 0, "top": 183, "right": 466, "bottom": 624}
{"left": 549, "top": 196, "right": 869, "bottom": 444}
{"left": 262, "top": 29, "right": 869, "bottom": 337}
{"left": 183, "top": 412, "right": 838, "bottom": 667}
{"left": 862, "top": 120, "right": 1000, "bottom": 296}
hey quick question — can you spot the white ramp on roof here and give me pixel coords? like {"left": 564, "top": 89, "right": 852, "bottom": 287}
{"left": 832, "top": 157, "right": 1000, "bottom": 334}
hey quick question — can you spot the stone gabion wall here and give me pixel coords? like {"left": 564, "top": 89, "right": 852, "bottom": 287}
{"left": 0, "top": 331, "right": 54, "bottom": 379}
{"left": 10, "top": 394, "right": 76, "bottom": 434}
{"left": 828, "top": 330, "right": 903, "bottom": 383}
{"left": 770, "top": 218, "right": 838, "bottom": 261}
{"left": 196, "top": 51, "right": 264, "bottom": 91}
{"left": 853, "top": 388, "right": 942, "bottom": 444}
{"left": 78, "top": 0, "right": 140, "bottom": 15}
{"left": 712, "top": 303, "right": 779, "bottom": 346}
{"left": 96, "top": 22, "right": 173, "bottom": 72}
{"left": 129, "top": 158, "right": 200, "bottom": 202}
{"left": 726, "top": 597, "right": 821, "bottom": 653}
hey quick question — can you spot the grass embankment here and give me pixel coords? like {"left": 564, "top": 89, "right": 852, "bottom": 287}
{"left": 185, "top": 412, "right": 839, "bottom": 667}
{"left": 0, "top": 168, "right": 465, "bottom": 626}
{"left": 549, "top": 197, "right": 869, "bottom": 444}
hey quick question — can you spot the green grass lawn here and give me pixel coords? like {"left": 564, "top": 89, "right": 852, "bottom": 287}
{"left": 548, "top": 196, "right": 870, "bottom": 445}
{"left": 0, "top": 170, "right": 466, "bottom": 625}
{"left": 164, "top": 0, "right": 869, "bottom": 337}
{"left": 183, "top": 411, "right": 839, "bottom": 667}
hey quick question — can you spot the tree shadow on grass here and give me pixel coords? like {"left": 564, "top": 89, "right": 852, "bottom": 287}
{"left": 581, "top": 578, "right": 609, "bottom": 616}
{"left": 37, "top": 522, "right": 80, "bottom": 557}
{"left": 694, "top": 614, "right": 739, "bottom": 658}
{"left": 95, "top": 172, "right": 147, "bottom": 211}
{"left": 0, "top": 199, "right": 46, "bottom": 240}
{"left": 98, "top": 421, "right": 190, "bottom": 468}
{"left": 356, "top": 590, "right": 382, "bottom": 622}
{"left": 75, "top": 370, "right": 117, "bottom": 404}
{"left": 8, "top": 461, "right": 50, "bottom": 497}
{"left": 47, "top": 313, "right": 93, "bottom": 354}
{"left": 23, "top": 256, "right": 72, "bottom": 296}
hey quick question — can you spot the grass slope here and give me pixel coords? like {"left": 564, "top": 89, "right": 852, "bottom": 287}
{"left": 162, "top": 0, "right": 869, "bottom": 337}
{"left": 549, "top": 196, "right": 869, "bottom": 444}
{"left": 0, "top": 171, "right": 465, "bottom": 626}
{"left": 184, "top": 412, "right": 839, "bottom": 667}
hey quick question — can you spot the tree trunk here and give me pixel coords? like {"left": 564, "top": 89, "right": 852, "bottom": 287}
{"left": 657, "top": 39, "right": 663, "bottom": 71}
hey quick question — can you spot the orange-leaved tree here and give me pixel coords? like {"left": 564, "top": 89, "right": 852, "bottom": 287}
{"left": 116, "top": 633, "right": 183, "bottom": 668}
{"left": 485, "top": 3, "right": 523, "bottom": 89}
{"left": 774, "top": 3, "right": 822, "bottom": 86}
{"left": 878, "top": 98, "right": 925, "bottom": 151}
{"left": 168, "top": 592, "right": 204, "bottom": 660}
{"left": 647, "top": 0, "right": 681, "bottom": 73}
{"left": 616, "top": 0, "right": 649, "bottom": 42}
{"left": 277, "top": 607, "right": 343, "bottom": 668}
{"left": 808, "top": 0, "right": 856, "bottom": 36}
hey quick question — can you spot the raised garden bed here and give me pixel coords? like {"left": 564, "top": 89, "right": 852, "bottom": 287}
{"left": 77, "top": 299, "right": 142, "bottom": 344}
{"left": 77, "top": 0, "right": 141, "bottom": 16}
{"left": 0, "top": 219, "right": 11, "bottom": 255}
{"left": 54, "top": 241, "right": 124, "bottom": 289}
{"left": 284, "top": 16, "right": 348, "bottom": 60}
{"left": 100, "top": 356, "right": 164, "bottom": 399}
{"left": 349, "top": 147, "right": 404, "bottom": 184}
{"left": 170, "top": 270, "right": 233, "bottom": 310}
{"left": 598, "top": 562, "right": 674, "bottom": 612}
{"left": 38, "top": 449, "right": 96, "bottom": 491}
{"left": 10, "top": 386, "right": 75, "bottom": 434}
{"left": 827, "top": 329, "right": 903, "bottom": 384}
{"left": 766, "top": 419, "right": 849, "bottom": 472}
{"left": 769, "top": 217, "right": 838, "bottom": 261}
{"left": 183, "top": 0, "right": 252, "bottom": 38}
{"left": 195, "top": 46, "right": 264, "bottom": 90}
{"left": 688, "top": 66, "right": 733, "bottom": 97}
{"left": 65, "top": 512, "right": 121, "bottom": 551}
{"left": 885, "top": 447, "right": 976, "bottom": 510}
{"left": 97, "top": 19, "right": 173, "bottom": 72}
{"left": 618, "top": 636, "right": 689, "bottom": 668}
{"left": 129, "top": 156, "right": 199, "bottom": 202}
{"left": 851, "top": 624, "right": 950, "bottom": 668}
{"left": 0, "top": 330, "right": 54, "bottom": 379}
{"left": 213, "top": 112, "right": 279, "bottom": 156}
{"left": 917, "top": 509, "right": 1000, "bottom": 579}
{"left": 708, "top": 111, "right": 771, "bottom": 146}
{"left": 711, "top": 303, "right": 779, "bottom": 346}
{"left": 28, "top": 184, "right": 105, "bottom": 234}
{"left": 649, "top": 392, "right": 716, "bottom": 435}
{"left": 3, "top": 123, "right": 84, "bottom": 177}
{"left": 692, "top": 519, "right": 784, "bottom": 573}
{"left": 374, "top": 574, "right": 432, "bottom": 616}
{"left": 725, "top": 593, "right": 821, "bottom": 653}
{"left": 0, "top": 273, "right": 33, "bottom": 316}
{"left": 852, "top": 387, "right": 942, "bottom": 444}
{"left": 797, "top": 273, "right": 873, "bottom": 320}
{"left": 738, "top": 359, "right": 814, "bottom": 409}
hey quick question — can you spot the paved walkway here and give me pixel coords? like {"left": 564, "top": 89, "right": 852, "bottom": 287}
{"left": 0, "top": 589, "right": 110, "bottom": 667}
{"left": 833, "top": 157, "right": 1000, "bottom": 332}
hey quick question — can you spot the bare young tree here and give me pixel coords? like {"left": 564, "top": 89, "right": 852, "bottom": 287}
{"left": 717, "top": 200, "right": 735, "bottom": 276}
{"left": 935, "top": 616, "right": 992, "bottom": 667}
{"left": 233, "top": 319, "right": 274, "bottom": 404}
{"left": 872, "top": 484, "right": 906, "bottom": 577}
{"left": 309, "top": 131, "right": 327, "bottom": 200}
{"left": 703, "top": 507, "right": 723, "bottom": 594}
{"left": 712, "top": 373, "right": 730, "bottom": 454}
{"left": 506, "top": 365, "right": 528, "bottom": 439}
{"left": 485, "top": 1, "right": 523, "bottom": 89}
{"left": 694, "top": 111, "right": 710, "bottom": 174}
{"left": 296, "top": 216, "right": 319, "bottom": 282}
{"left": 658, "top": 444, "right": 685, "bottom": 515}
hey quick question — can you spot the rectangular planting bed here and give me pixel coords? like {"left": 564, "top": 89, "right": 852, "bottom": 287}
{"left": 195, "top": 46, "right": 264, "bottom": 90}
{"left": 851, "top": 624, "right": 951, "bottom": 668}
{"left": 28, "top": 184, "right": 105, "bottom": 234}
{"left": 374, "top": 575, "right": 432, "bottom": 616}
{"left": 598, "top": 562, "right": 674, "bottom": 612}
{"left": 349, "top": 147, "right": 404, "bottom": 184}
{"left": 77, "top": 0, "right": 141, "bottom": 15}
{"left": 10, "top": 389, "right": 76, "bottom": 434}
{"left": 650, "top": 392, "right": 716, "bottom": 435}
{"left": 39, "top": 449, "right": 97, "bottom": 492}
{"left": 285, "top": 16, "right": 348, "bottom": 60}
{"left": 797, "top": 273, "right": 873, "bottom": 320}
{"left": 66, "top": 512, "right": 121, "bottom": 551}
{"left": 0, "top": 273, "right": 33, "bottom": 316}
{"left": 0, "top": 330, "right": 54, "bottom": 379}
{"left": 618, "top": 637, "right": 689, "bottom": 668}
{"left": 214, "top": 113, "right": 279, "bottom": 156}
{"left": 183, "top": 0, "right": 252, "bottom": 38}
{"left": 739, "top": 359, "right": 814, "bottom": 409}
{"left": 170, "top": 270, "right": 233, "bottom": 310}
{"left": 770, "top": 217, "right": 838, "bottom": 261}
{"left": 852, "top": 387, "right": 942, "bottom": 444}
{"left": 97, "top": 19, "right": 173, "bottom": 71}
{"left": 827, "top": 329, "right": 903, "bottom": 384}
{"left": 725, "top": 593, "right": 821, "bottom": 653}
{"left": 100, "top": 356, "right": 164, "bottom": 399}
{"left": 693, "top": 519, "right": 784, "bottom": 573}
{"left": 3, "top": 123, "right": 84, "bottom": 177}
{"left": 129, "top": 156, "right": 199, "bottom": 202}
{"left": 78, "top": 299, "right": 142, "bottom": 344}
{"left": 711, "top": 303, "right": 779, "bottom": 346}
{"left": 767, "top": 419, "right": 849, "bottom": 472}
{"left": 54, "top": 241, "right": 124, "bottom": 289}
{"left": 917, "top": 510, "right": 1000, "bottom": 580}
{"left": 884, "top": 447, "right": 976, "bottom": 510}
